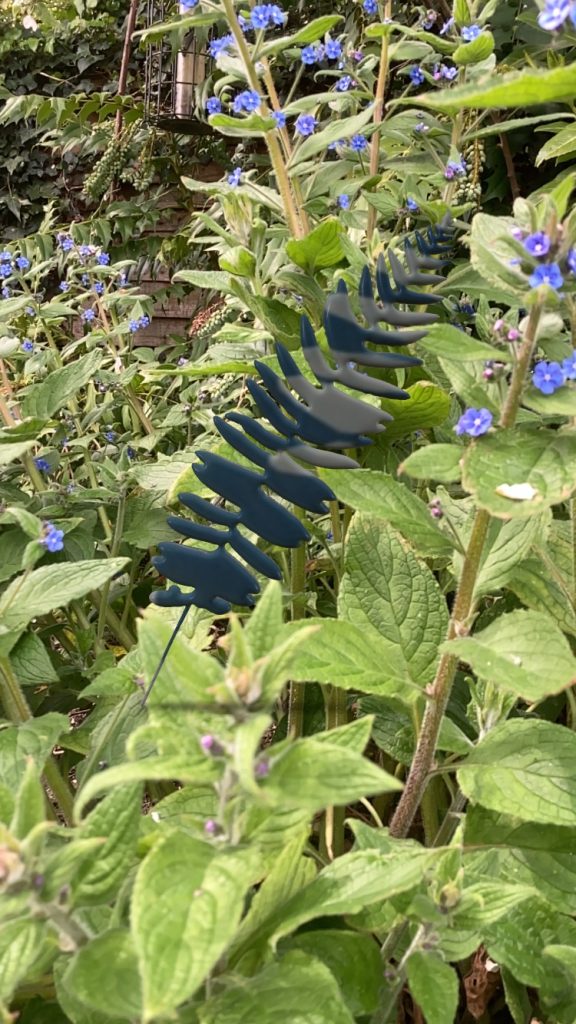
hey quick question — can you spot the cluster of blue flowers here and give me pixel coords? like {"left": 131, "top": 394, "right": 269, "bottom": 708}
{"left": 129, "top": 315, "right": 151, "bottom": 333}
{"left": 208, "top": 34, "right": 234, "bottom": 59}
{"left": 301, "top": 37, "right": 342, "bottom": 64}
{"left": 249, "top": 4, "right": 286, "bottom": 29}
{"left": 512, "top": 227, "right": 576, "bottom": 292}
{"left": 0, "top": 249, "right": 31, "bottom": 294}
{"left": 455, "top": 407, "right": 493, "bottom": 437}
{"left": 362, "top": 0, "right": 378, "bottom": 14}
{"left": 444, "top": 158, "right": 467, "bottom": 180}
{"left": 433, "top": 63, "right": 458, "bottom": 81}
{"left": 41, "top": 522, "right": 65, "bottom": 553}
{"left": 537, "top": 0, "right": 576, "bottom": 30}
{"left": 532, "top": 352, "right": 576, "bottom": 394}
{"left": 228, "top": 167, "right": 242, "bottom": 187}
{"left": 232, "top": 89, "right": 260, "bottom": 113}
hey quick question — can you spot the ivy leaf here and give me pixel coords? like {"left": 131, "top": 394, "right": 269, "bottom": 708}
{"left": 338, "top": 516, "right": 449, "bottom": 695}
{"left": 406, "top": 952, "right": 459, "bottom": 1024}
{"left": 457, "top": 719, "right": 576, "bottom": 826}
{"left": 462, "top": 428, "right": 576, "bottom": 519}
{"left": 319, "top": 470, "right": 453, "bottom": 557}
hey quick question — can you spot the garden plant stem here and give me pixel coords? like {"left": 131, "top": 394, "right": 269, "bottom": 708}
{"left": 389, "top": 301, "right": 544, "bottom": 839}
{"left": 287, "top": 531, "right": 307, "bottom": 739}
{"left": 366, "top": 0, "right": 392, "bottom": 243}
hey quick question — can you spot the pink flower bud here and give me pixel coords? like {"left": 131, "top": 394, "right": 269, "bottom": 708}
{"left": 507, "top": 328, "right": 520, "bottom": 341}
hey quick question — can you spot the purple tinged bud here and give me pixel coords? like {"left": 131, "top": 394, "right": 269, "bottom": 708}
{"left": 204, "top": 818, "right": 219, "bottom": 835}
{"left": 507, "top": 328, "right": 520, "bottom": 341}
{"left": 493, "top": 318, "right": 505, "bottom": 332}
{"left": 255, "top": 759, "right": 270, "bottom": 778}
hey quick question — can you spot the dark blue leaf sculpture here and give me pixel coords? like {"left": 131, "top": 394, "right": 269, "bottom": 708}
{"left": 143, "top": 215, "right": 455, "bottom": 700}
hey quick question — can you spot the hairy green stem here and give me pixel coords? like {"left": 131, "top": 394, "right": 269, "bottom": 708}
{"left": 320, "top": 684, "right": 348, "bottom": 859}
{"left": 389, "top": 301, "right": 544, "bottom": 839}
{"left": 0, "top": 657, "right": 74, "bottom": 825}
{"left": 287, "top": 529, "right": 307, "bottom": 739}
{"left": 97, "top": 490, "right": 126, "bottom": 645}
{"left": 366, "top": 1, "right": 392, "bottom": 243}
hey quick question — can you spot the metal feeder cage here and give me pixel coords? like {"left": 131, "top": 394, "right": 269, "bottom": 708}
{"left": 144, "top": 0, "right": 211, "bottom": 134}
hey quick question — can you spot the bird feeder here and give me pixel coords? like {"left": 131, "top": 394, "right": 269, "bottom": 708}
{"left": 144, "top": 0, "right": 210, "bottom": 134}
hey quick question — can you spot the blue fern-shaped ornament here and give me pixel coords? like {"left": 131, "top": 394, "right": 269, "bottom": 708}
{"left": 143, "top": 215, "right": 455, "bottom": 700}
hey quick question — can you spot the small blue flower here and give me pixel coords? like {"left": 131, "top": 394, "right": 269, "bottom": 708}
{"left": 209, "top": 34, "right": 233, "bottom": 58}
{"left": 93, "top": 281, "right": 105, "bottom": 295}
{"left": 461, "top": 24, "right": 481, "bottom": 41}
{"left": 529, "top": 263, "right": 564, "bottom": 290}
{"left": 1, "top": 287, "right": 11, "bottom": 299}
{"left": 350, "top": 133, "right": 368, "bottom": 151}
{"left": 273, "top": 110, "right": 287, "bottom": 128}
{"left": 409, "top": 66, "right": 425, "bottom": 86}
{"left": 139, "top": 315, "right": 151, "bottom": 328}
{"left": 250, "top": 4, "right": 271, "bottom": 28}
{"left": 338, "top": 194, "right": 351, "bottom": 209}
{"left": 129, "top": 318, "right": 140, "bottom": 332}
{"left": 21, "top": 339, "right": 34, "bottom": 352}
{"left": 301, "top": 44, "right": 319, "bottom": 65}
{"left": 441, "top": 65, "right": 458, "bottom": 80}
{"left": 537, "top": 0, "right": 571, "bottom": 30}
{"left": 0, "top": 250, "right": 12, "bottom": 261}
{"left": 0, "top": 264, "right": 12, "bottom": 278}
{"left": 206, "top": 96, "right": 222, "bottom": 114}
{"left": 59, "top": 281, "right": 70, "bottom": 292}
{"left": 41, "top": 522, "right": 64, "bottom": 552}
{"left": 414, "top": 121, "right": 429, "bottom": 133}
{"left": 78, "top": 244, "right": 94, "bottom": 258}
{"left": 34, "top": 457, "right": 51, "bottom": 473}
{"left": 81, "top": 273, "right": 91, "bottom": 286}
{"left": 233, "top": 89, "right": 260, "bottom": 113}
{"left": 117, "top": 271, "right": 128, "bottom": 286}
{"left": 97, "top": 252, "right": 110, "bottom": 266}
{"left": 444, "top": 158, "right": 467, "bottom": 179}
{"left": 228, "top": 167, "right": 242, "bottom": 186}
{"left": 104, "top": 430, "right": 117, "bottom": 442}
{"left": 325, "top": 37, "right": 342, "bottom": 59}
{"left": 126, "top": 446, "right": 136, "bottom": 460}
{"left": 524, "top": 231, "right": 551, "bottom": 257}
{"left": 82, "top": 308, "right": 96, "bottom": 323}
{"left": 336, "top": 75, "right": 353, "bottom": 91}
{"left": 363, "top": 0, "right": 378, "bottom": 14}
{"left": 15, "top": 256, "right": 30, "bottom": 270}
{"left": 181, "top": 0, "right": 199, "bottom": 8}
{"left": 562, "top": 350, "right": 576, "bottom": 380}
{"left": 295, "top": 113, "right": 317, "bottom": 137}
{"left": 532, "top": 360, "right": 565, "bottom": 393}
{"left": 406, "top": 197, "right": 419, "bottom": 212}
{"left": 267, "top": 4, "right": 287, "bottom": 25}
{"left": 567, "top": 248, "right": 576, "bottom": 273}
{"left": 57, "top": 234, "right": 74, "bottom": 252}
{"left": 25, "top": 306, "right": 36, "bottom": 317}
{"left": 454, "top": 407, "right": 493, "bottom": 437}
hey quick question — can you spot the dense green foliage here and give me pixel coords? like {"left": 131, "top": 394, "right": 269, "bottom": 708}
{"left": 2, "top": 0, "right": 576, "bottom": 1022}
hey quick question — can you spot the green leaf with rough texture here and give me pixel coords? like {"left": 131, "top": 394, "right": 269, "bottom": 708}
{"left": 0, "top": 713, "right": 66, "bottom": 791}
{"left": 284, "top": 618, "right": 423, "bottom": 699}
{"left": 468, "top": 214, "right": 527, "bottom": 298}
{"left": 0, "top": 919, "right": 48, "bottom": 1001}
{"left": 418, "top": 323, "right": 512, "bottom": 363}
{"left": 0, "top": 558, "right": 129, "bottom": 632}
{"left": 522, "top": 385, "right": 576, "bottom": 417}
{"left": 465, "top": 805, "right": 576, "bottom": 914}
{"left": 62, "top": 930, "right": 142, "bottom": 1020}
{"left": 502, "top": 966, "right": 533, "bottom": 1024}
{"left": 75, "top": 783, "right": 142, "bottom": 904}
{"left": 457, "top": 719, "right": 576, "bottom": 826}
{"left": 10, "top": 630, "right": 58, "bottom": 685}
{"left": 338, "top": 516, "right": 449, "bottom": 695}
{"left": 406, "top": 952, "right": 459, "bottom": 1024}
{"left": 137, "top": 615, "right": 225, "bottom": 707}
{"left": 132, "top": 834, "right": 256, "bottom": 1021}
{"left": 503, "top": 556, "right": 576, "bottom": 637}
{"left": 54, "top": 955, "right": 125, "bottom": 1024}
{"left": 290, "top": 106, "right": 375, "bottom": 166}
{"left": 199, "top": 952, "right": 355, "bottom": 1024}
{"left": 172, "top": 268, "right": 234, "bottom": 292}
{"left": 0, "top": 439, "right": 36, "bottom": 464}
{"left": 474, "top": 514, "right": 550, "bottom": 598}
{"left": 453, "top": 31, "right": 494, "bottom": 64}
{"left": 409, "top": 62, "right": 576, "bottom": 113}
{"left": 10, "top": 757, "right": 45, "bottom": 839}
{"left": 74, "top": 757, "right": 218, "bottom": 819}
{"left": 282, "top": 932, "right": 381, "bottom": 1016}
{"left": 21, "top": 350, "right": 101, "bottom": 419}
{"left": 483, "top": 897, "right": 576, "bottom": 988}
{"left": 399, "top": 444, "right": 463, "bottom": 483}
{"left": 540, "top": 946, "right": 576, "bottom": 1024}
{"left": 379, "top": 381, "right": 451, "bottom": 440}
{"left": 261, "top": 735, "right": 401, "bottom": 812}
{"left": 320, "top": 470, "right": 453, "bottom": 558}
{"left": 445, "top": 609, "right": 576, "bottom": 701}
{"left": 286, "top": 219, "right": 344, "bottom": 272}
{"left": 244, "top": 581, "right": 284, "bottom": 660}
{"left": 462, "top": 428, "right": 576, "bottom": 519}
{"left": 210, "top": 113, "right": 275, "bottom": 137}
{"left": 536, "top": 125, "right": 576, "bottom": 166}
{"left": 260, "top": 15, "right": 343, "bottom": 55}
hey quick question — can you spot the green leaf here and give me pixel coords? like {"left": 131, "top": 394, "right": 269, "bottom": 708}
{"left": 469, "top": 213, "right": 527, "bottom": 298}
{"left": 0, "top": 919, "right": 48, "bottom": 1002}
{"left": 536, "top": 124, "right": 576, "bottom": 166}
{"left": 286, "top": 219, "right": 344, "bottom": 272}
{"left": 319, "top": 470, "right": 453, "bottom": 558}
{"left": 285, "top": 618, "right": 423, "bottom": 699}
{"left": 466, "top": 112, "right": 573, "bottom": 140}
{"left": 453, "top": 31, "right": 494, "bottom": 65}
{"left": 132, "top": 834, "right": 256, "bottom": 1021}
{"left": 0, "top": 713, "right": 66, "bottom": 791}
{"left": 457, "top": 719, "right": 576, "bottom": 826}
{"left": 210, "top": 112, "right": 275, "bottom": 137}
{"left": 522, "top": 385, "right": 576, "bottom": 417}
{"left": 75, "top": 783, "right": 142, "bottom": 904}
{"left": 137, "top": 615, "right": 225, "bottom": 707}
{"left": 289, "top": 107, "right": 375, "bottom": 166}
{"left": 0, "top": 439, "right": 36, "bottom": 465}
{"left": 541, "top": 945, "right": 576, "bottom": 1024}
{"left": 21, "top": 350, "right": 101, "bottom": 419}
{"left": 406, "top": 952, "right": 459, "bottom": 1024}
{"left": 418, "top": 323, "right": 512, "bottom": 363}
{"left": 338, "top": 516, "right": 449, "bottom": 695}
{"left": 502, "top": 967, "right": 535, "bottom": 1024}
{"left": 483, "top": 897, "right": 576, "bottom": 988}
{"left": 172, "top": 269, "right": 234, "bottom": 292}
{"left": 260, "top": 15, "right": 343, "bottom": 55}
{"left": 379, "top": 381, "right": 451, "bottom": 440}
{"left": 408, "top": 62, "right": 576, "bottom": 113}
{"left": 282, "top": 932, "right": 381, "bottom": 1016}
{"left": 502, "top": 556, "right": 576, "bottom": 637}
{"left": 260, "top": 735, "right": 401, "bottom": 812}
{"left": 10, "top": 757, "right": 45, "bottom": 839}
{"left": 461, "top": 428, "right": 576, "bottom": 520}
{"left": 199, "top": 952, "right": 355, "bottom": 1024}
{"left": 453, "top": 0, "right": 471, "bottom": 26}
{"left": 399, "top": 444, "right": 463, "bottom": 483}
{"left": 10, "top": 631, "right": 58, "bottom": 686}
{"left": 244, "top": 581, "right": 284, "bottom": 660}
{"left": 473, "top": 513, "right": 550, "bottom": 598}
{"left": 0, "top": 558, "right": 129, "bottom": 633}
{"left": 62, "top": 930, "right": 142, "bottom": 1020}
